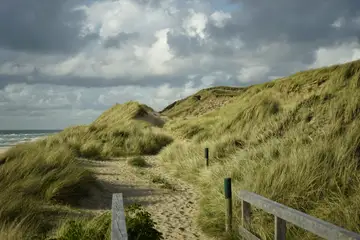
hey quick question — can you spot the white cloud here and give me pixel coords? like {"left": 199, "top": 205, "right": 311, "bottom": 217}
{"left": 311, "top": 41, "right": 360, "bottom": 68}
{"left": 331, "top": 17, "right": 345, "bottom": 28}
{"left": 237, "top": 65, "right": 270, "bottom": 83}
{"left": 210, "top": 11, "right": 231, "bottom": 28}
{"left": 182, "top": 10, "right": 208, "bottom": 39}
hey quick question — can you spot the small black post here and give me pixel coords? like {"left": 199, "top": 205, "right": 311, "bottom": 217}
{"left": 205, "top": 147, "right": 209, "bottom": 167}
{"left": 224, "top": 178, "right": 232, "bottom": 232}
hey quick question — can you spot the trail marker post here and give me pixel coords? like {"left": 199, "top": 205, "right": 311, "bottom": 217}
{"left": 224, "top": 177, "right": 233, "bottom": 232}
{"left": 205, "top": 147, "right": 209, "bottom": 167}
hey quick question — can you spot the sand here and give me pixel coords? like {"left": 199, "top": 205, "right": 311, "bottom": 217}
{"left": 0, "top": 144, "right": 212, "bottom": 239}
{"left": 0, "top": 147, "right": 8, "bottom": 155}
{"left": 81, "top": 156, "right": 213, "bottom": 240}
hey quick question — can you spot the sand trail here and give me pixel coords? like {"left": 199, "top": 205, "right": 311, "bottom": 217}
{"left": 82, "top": 156, "right": 213, "bottom": 240}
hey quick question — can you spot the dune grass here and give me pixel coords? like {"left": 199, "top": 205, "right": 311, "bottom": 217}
{"left": 0, "top": 102, "right": 172, "bottom": 239}
{"left": 52, "top": 103, "right": 172, "bottom": 159}
{"left": 2, "top": 60, "right": 360, "bottom": 239}
{"left": 128, "top": 156, "right": 148, "bottom": 167}
{"left": 52, "top": 204, "right": 163, "bottom": 240}
{"left": 0, "top": 141, "right": 96, "bottom": 239}
{"left": 157, "top": 60, "right": 360, "bottom": 239}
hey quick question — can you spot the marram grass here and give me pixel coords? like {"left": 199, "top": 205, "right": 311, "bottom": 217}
{"left": 158, "top": 60, "right": 360, "bottom": 239}
{"left": 0, "top": 102, "right": 172, "bottom": 239}
{"left": 2, "top": 60, "right": 360, "bottom": 239}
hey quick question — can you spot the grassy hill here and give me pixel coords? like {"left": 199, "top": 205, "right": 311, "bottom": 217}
{"left": 159, "top": 59, "right": 360, "bottom": 239}
{"left": 2, "top": 59, "right": 360, "bottom": 239}
{"left": 0, "top": 101, "right": 172, "bottom": 239}
{"left": 160, "top": 86, "right": 246, "bottom": 118}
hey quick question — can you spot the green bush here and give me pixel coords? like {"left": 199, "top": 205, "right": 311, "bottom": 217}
{"left": 52, "top": 204, "right": 163, "bottom": 240}
{"left": 126, "top": 204, "right": 163, "bottom": 240}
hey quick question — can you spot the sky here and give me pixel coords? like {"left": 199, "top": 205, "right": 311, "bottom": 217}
{"left": 1, "top": 0, "right": 360, "bottom": 129}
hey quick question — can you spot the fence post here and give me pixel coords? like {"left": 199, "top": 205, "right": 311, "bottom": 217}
{"left": 224, "top": 178, "right": 232, "bottom": 232}
{"left": 242, "top": 200, "right": 251, "bottom": 229}
{"left": 205, "top": 148, "right": 209, "bottom": 167}
{"left": 275, "top": 216, "right": 286, "bottom": 240}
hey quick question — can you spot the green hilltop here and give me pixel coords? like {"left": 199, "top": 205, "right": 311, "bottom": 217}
{"left": 2, "top": 59, "right": 360, "bottom": 239}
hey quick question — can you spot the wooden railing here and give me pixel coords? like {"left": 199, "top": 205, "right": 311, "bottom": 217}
{"left": 111, "top": 193, "right": 128, "bottom": 240}
{"left": 238, "top": 190, "right": 360, "bottom": 240}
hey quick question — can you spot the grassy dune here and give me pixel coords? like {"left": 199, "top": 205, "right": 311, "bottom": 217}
{"left": 2, "top": 60, "right": 360, "bottom": 239}
{"left": 158, "top": 60, "right": 360, "bottom": 239}
{"left": 0, "top": 102, "right": 172, "bottom": 239}
{"left": 0, "top": 141, "right": 95, "bottom": 239}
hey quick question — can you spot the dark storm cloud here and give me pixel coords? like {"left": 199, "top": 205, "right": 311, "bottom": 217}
{"left": 168, "top": 0, "right": 360, "bottom": 64}
{"left": 1, "top": 0, "right": 360, "bottom": 90}
{"left": 227, "top": 0, "right": 360, "bottom": 45}
{"left": 0, "top": 0, "right": 94, "bottom": 54}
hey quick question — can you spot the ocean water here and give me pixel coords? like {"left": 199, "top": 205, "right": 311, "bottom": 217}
{"left": 0, "top": 130, "right": 61, "bottom": 147}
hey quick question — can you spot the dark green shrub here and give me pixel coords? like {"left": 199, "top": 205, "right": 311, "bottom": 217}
{"left": 126, "top": 204, "right": 163, "bottom": 240}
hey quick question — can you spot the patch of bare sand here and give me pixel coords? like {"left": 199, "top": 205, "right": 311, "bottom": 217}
{"left": 0, "top": 147, "right": 9, "bottom": 163}
{"left": 0, "top": 147, "right": 8, "bottom": 155}
{"left": 81, "top": 157, "right": 213, "bottom": 240}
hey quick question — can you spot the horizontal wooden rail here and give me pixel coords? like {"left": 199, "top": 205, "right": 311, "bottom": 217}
{"left": 238, "top": 190, "right": 360, "bottom": 240}
{"left": 111, "top": 193, "right": 128, "bottom": 240}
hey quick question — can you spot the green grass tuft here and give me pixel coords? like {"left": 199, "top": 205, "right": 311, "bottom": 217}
{"left": 128, "top": 156, "right": 148, "bottom": 167}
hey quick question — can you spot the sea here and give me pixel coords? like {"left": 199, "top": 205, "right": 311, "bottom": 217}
{"left": 0, "top": 130, "right": 62, "bottom": 147}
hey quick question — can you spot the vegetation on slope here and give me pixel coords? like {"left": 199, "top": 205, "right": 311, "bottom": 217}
{"left": 160, "top": 86, "right": 245, "bottom": 118}
{"left": 0, "top": 101, "right": 171, "bottom": 239}
{"left": 3, "top": 59, "right": 360, "bottom": 239}
{"left": 47, "top": 101, "right": 172, "bottom": 159}
{"left": 158, "top": 60, "right": 360, "bottom": 239}
{"left": 0, "top": 141, "right": 95, "bottom": 239}
{"left": 52, "top": 204, "right": 163, "bottom": 240}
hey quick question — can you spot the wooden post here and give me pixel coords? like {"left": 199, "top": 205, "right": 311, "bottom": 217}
{"left": 275, "top": 216, "right": 286, "bottom": 240}
{"left": 242, "top": 200, "right": 251, "bottom": 228}
{"left": 205, "top": 147, "right": 209, "bottom": 167}
{"left": 224, "top": 178, "right": 232, "bottom": 232}
{"left": 111, "top": 193, "right": 128, "bottom": 240}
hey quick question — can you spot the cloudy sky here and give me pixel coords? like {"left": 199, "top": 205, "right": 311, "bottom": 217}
{"left": 0, "top": 0, "right": 360, "bottom": 129}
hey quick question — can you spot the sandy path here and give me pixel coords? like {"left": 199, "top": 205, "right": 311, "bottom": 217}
{"left": 81, "top": 156, "right": 213, "bottom": 240}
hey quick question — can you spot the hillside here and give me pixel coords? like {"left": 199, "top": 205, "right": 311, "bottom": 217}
{"left": 160, "top": 86, "right": 246, "bottom": 118}
{"left": 0, "top": 101, "right": 173, "bottom": 239}
{"left": 1, "top": 59, "right": 360, "bottom": 239}
{"left": 158, "top": 59, "right": 360, "bottom": 239}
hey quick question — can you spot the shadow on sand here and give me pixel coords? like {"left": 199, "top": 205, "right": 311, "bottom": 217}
{"left": 79, "top": 179, "right": 163, "bottom": 210}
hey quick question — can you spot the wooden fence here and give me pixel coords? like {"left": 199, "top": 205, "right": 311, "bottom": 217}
{"left": 237, "top": 189, "right": 360, "bottom": 240}
{"left": 111, "top": 193, "right": 128, "bottom": 240}
{"left": 110, "top": 146, "right": 360, "bottom": 240}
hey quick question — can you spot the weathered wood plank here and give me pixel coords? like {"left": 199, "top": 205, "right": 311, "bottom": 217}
{"left": 239, "top": 190, "right": 360, "bottom": 240}
{"left": 111, "top": 193, "right": 128, "bottom": 240}
{"left": 241, "top": 200, "right": 251, "bottom": 228}
{"left": 238, "top": 226, "right": 261, "bottom": 240}
{"left": 275, "top": 216, "right": 286, "bottom": 240}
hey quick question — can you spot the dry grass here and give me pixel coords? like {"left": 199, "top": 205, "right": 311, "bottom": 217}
{"left": 160, "top": 86, "right": 246, "bottom": 118}
{"left": 128, "top": 156, "right": 148, "bottom": 167}
{"left": 55, "top": 102, "right": 173, "bottom": 159}
{"left": 158, "top": 60, "right": 360, "bottom": 239}
{"left": 0, "top": 141, "right": 96, "bottom": 239}
{"left": 3, "top": 60, "right": 360, "bottom": 239}
{"left": 0, "top": 102, "right": 172, "bottom": 239}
